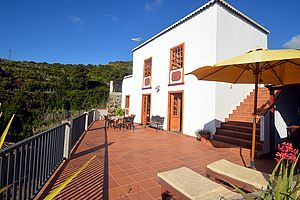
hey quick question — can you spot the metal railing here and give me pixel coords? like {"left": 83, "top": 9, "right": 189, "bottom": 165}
{"left": 0, "top": 123, "right": 66, "bottom": 200}
{"left": 70, "top": 114, "right": 86, "bottom": 149}
{"left": 0, "top": 110, "right": 96, "bottom": 199}
{"left": 87, "top": 110, "right": 94, "bottom": 127}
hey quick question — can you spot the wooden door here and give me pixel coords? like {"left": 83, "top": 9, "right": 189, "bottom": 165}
{"left": 141, "top": 95, "right": 151, "bottom": 124}
{"left": 125, "top": 95, "right": 130, "bottom": 116}
{"left": 169, "top": 93, "right": 182, "bottom": 132}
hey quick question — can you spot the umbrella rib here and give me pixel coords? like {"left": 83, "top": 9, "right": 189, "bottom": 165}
{"left": 249, "top": 63, "right": 256, "bottom": 71}
{"left": 222, "top": 64, "right": 252, "bottom": 71}
{"left": 270, "top": 67, "right": 284, "bottom": 85}
{"left": 260, "top": 62, "right": 270, "bottom": 71}
{"left": 198, "top": 66, "right": 228, "bottom": 80}
{"left": 286, "top": 60, "right": 300, "bottom": 68}
{"left": 233, "top": 69, "right": 246, "bottom": 84}
{"left": 263, "top": 60, "right": 287, "bottom": 71}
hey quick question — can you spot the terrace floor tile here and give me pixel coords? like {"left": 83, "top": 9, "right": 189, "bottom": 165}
{"left": 42, "top": 121, "right": 276, "bottom": 200}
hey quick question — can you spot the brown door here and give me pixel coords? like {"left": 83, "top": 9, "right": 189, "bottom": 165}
{"left": 125, "top": 95, "right": 130, "bottom": 116}
{"left": 169, "top": 93, "right": 182, "bottom": 132}
{"left": 141, "top": 95, "right": 151, "bottom": 124}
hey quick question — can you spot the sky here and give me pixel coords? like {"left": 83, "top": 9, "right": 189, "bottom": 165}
{"left": 0, "top": 0, "right": 299, "bottom": 65}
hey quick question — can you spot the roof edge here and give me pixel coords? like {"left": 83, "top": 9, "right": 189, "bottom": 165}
{"left": 132, "top": 0, "right": 269, "bottom": 53}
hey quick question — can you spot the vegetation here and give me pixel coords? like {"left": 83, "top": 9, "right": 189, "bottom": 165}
{"left": 45, "top": 155, "right": 96, "bottom": 199}
{"left": 234, "top": 142, "right": 300, "bottom": 200}
{"left": 114, "top": 107, "right": 125, "bottom": 116}
{"left": 0, "top": 58, "right": 132, "bottom": 143}
{"left": 195, "top": 129, "right": 211, "bottom": 140}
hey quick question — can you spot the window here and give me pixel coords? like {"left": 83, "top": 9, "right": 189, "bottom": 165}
{"left": 170, "top": 44, "right": 184, "bottom": 70}
{"left": 144, "top": 58, "right": 152, "bottom": 77}
{"left": 143, "top": 57, "right": 152, "bottom": 88}
{"left": 169, "top": 44, "right": 184, "bottom": 85}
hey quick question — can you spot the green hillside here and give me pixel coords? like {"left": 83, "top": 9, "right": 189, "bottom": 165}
{"left": 0, "top": 59, "right": 132, "bottom": 142}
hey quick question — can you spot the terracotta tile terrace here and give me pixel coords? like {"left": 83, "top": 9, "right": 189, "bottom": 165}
{"left": 41, "top": 121, "right": 276, "bottom": 200}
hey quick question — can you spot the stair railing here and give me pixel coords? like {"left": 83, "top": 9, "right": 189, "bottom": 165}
{"left": 259, "top": 89, "right": 283, "bottom": 155}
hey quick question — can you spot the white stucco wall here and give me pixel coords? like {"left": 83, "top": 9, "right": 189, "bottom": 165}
{"left": 214, "top": 5, "right": 268, "bottom": 131}
{"left": 122, "top": 1, "right": 268, "bottom": 137}
{"left": 121, "top": 75, "right": 133, "bottom": 109}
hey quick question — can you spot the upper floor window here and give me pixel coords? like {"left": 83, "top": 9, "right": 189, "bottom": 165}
{"left": 169, "top": 43, "right": 184, "bottom": 85}
{"left": 143, "top": 57, "right": 152, "bottom": 88}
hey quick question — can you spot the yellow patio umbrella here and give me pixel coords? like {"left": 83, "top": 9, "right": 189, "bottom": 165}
{"left": 187, "top": 48, "right": 300, "bottom": 168}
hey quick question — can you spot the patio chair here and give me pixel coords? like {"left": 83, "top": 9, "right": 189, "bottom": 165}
{"left": 104, "top": 115, "right": 114, "bottom": 129}
{"left": 205, "top": 159, "right": 270, "bottom": 192}
{"left": 149, "top": 115, "right": 164, "bottom": 131}
{"left": 157, "top": 167, "right": 242, "bottom": 200}
{"left": 117, "top": 115, "right": 136, "bottom": 131}
{"left": 124, "top": 114, "right": 135, "bottom": 131}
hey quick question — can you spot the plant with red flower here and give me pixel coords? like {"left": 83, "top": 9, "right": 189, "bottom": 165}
{"left": 275, "top": 142, "right": 299, "bottom": 163}
{"left": 233, "top": 142, "right": 300, "bottom": 199}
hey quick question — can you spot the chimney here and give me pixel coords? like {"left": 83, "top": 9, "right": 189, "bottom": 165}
{"left": 109, "top": 81, "right": 113, "bottom": 94}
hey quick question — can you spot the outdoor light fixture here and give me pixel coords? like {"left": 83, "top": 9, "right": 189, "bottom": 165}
{"left": 155, "top": 85, "right": 160, "bottom": 92}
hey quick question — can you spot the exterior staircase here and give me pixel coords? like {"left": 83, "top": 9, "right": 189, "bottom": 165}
{"left": 214, "top": 87, "right": 270, "bottom": 151}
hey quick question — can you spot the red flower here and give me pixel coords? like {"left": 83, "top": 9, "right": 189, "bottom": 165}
{"left": 275, "top": 142, "right": 298, "bottom": 163}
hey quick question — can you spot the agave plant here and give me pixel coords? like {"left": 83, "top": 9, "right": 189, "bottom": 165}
{"left": 44, "top": 155, "right": 96, "bottom": 199}
{"left": 234, "top": 142, "right": 300, "bottom": 200}
{"left": 0, "top": 113, "right": 15, "bottom": 194}
{"left": 0, "top": 114, "right": 15, "bottom": 149}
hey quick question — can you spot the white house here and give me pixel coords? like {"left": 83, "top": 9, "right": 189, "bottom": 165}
{"left": 122, "top": 0, "right": 269, "bottom": 137}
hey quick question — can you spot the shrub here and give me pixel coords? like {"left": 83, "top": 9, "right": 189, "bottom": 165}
{"left": 235, "top": 142, "right": 300, "bottom": 200}
{"left": 114, "top": 107, "right": 125, "bottom": 116}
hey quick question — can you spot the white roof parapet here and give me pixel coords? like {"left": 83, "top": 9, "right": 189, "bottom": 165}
{"left": 132, "top": 0, "right": 269, "bottom": 52}
{"left": 123, "top": 75, "right": 133, "bottom": 79}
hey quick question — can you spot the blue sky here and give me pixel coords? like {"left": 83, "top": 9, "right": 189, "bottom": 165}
{"left": 0, "top": 0, "right": 299, "bottom": 64}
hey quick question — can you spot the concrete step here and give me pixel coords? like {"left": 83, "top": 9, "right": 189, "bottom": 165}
{"left": 214, "top": 134, "right": 263, "bottom": 150}
{"left": 225, "top": 117, "right": 253, "bottom": 123}
{"left": 219, "top": 123, "right": 259, "bottom": 134}
{"left": 216, "top": 129, "right": 260, "bottom": 140}
{"left": 223, "top": 121, "right": 256, "bottom": 127}
{"left": 229, "top": 112, "right": 253, "bottom": 118}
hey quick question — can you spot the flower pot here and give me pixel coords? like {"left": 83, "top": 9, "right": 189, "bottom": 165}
{"left": 201, "top": 134, "right": 210, "bottom": 140}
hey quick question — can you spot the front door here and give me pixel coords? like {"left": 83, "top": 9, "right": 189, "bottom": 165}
{"left": 141, "top": 94, "right": 151, "bottom": 124}
{"left": 169, "top": 92, "right": 182, "bottom": 132}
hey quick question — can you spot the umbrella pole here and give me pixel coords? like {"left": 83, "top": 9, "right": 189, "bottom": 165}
{"left": 250, "top": 71, "right": 259, "bottom": 169}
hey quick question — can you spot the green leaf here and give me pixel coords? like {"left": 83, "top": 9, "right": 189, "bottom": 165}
{"left": 44, "top": 155, "right": 96, "bottom": 200}
{"left": 0, "top": 114, "right": 15, "bottom": 149}
{"left": 228, "top": 182, "right": 255, "bottom": 200}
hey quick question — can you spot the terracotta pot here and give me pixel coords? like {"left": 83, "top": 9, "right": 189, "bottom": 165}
{"left": 201, "top": 134, "right": 210, "bottom": 140}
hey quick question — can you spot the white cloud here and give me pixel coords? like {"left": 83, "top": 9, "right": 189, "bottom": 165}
{"left": 145, "top": 0, "right": 164, "bottom": 11}
{"left": 106, "top": 14, "right": 117, "bottom": 22}
{"left": 68, "top": 16, "right": 85, "bottom": 25}
{"left": 283, "top": 35, "right": 300, "bottom": 49}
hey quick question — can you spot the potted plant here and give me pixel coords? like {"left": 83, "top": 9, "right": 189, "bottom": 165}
{"left": 195, "top": 129, "right": 211, "bottom": 141}
{"left": 114, "top": 107, "right": 125, "bottom": 117}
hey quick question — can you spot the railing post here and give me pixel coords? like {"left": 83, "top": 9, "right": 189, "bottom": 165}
{"left": 93, "top": 109, "right": 96, "bottom": 121}
{"left": 84, "top": 112, "right": 88, "bottom": 131}
{"left": 63, "top": 121, "right": 71, "bottom": 159}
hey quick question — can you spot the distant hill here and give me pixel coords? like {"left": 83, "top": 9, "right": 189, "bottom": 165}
{"left": 0, "top": 58, "right": 132, "bottom": 142}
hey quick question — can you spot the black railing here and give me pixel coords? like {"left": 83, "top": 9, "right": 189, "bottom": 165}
{"left": 88, "top": 110, "right": 94, "bottom": 127}
{"left": 70, "top": 114, "right": 86, "bottom": 149}
{"left": 0, "top": 123, "right": 66, "bottom": 200}
{"left": 0, "top": 109, "right": 97, "bottom": 199}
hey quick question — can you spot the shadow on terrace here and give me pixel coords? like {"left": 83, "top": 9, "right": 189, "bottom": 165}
{"left": 0, "top": 113, "right": 276, "bottom": 200}
{"left": 48, "top": 123, "right": 276, "bottom": 199}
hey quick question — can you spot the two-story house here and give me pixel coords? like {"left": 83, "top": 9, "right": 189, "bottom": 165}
{"left": 122, "top": 0, "right": 269, "bottom": 141}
